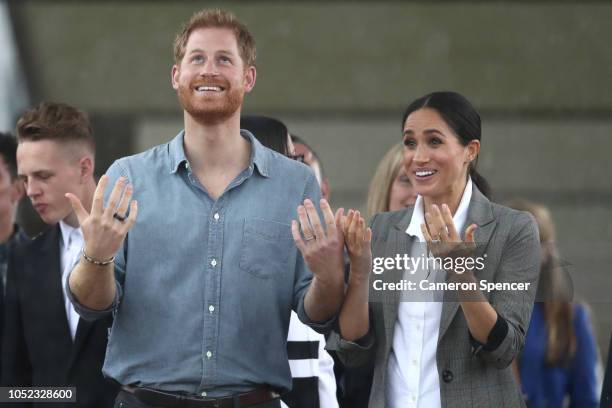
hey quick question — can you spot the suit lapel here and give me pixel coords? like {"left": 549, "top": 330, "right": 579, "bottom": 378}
{"left": 438, "top": 186, "right": 497, "bottom": 343}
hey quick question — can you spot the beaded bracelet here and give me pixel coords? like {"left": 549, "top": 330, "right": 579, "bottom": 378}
{"left": 81, "top": 248, "right": 115, "bottom": 266}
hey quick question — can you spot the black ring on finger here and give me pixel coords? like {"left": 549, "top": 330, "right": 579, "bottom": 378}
{"left": 113, "top": 213, "right": 127, "bottom": 222}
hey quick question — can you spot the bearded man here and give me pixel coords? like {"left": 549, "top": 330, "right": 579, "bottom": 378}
{"left": 66, "top": 9, "right": 346, "bottom": 408}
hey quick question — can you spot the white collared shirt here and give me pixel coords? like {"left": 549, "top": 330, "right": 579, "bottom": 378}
{"left": 59, "top": 221, "right": 82, "bottom": 340}
{"left": 386, "top": 178, "right": 473, "bottom": 408}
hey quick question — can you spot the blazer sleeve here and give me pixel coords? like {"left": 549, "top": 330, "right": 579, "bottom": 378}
{"left": 1, "top": 245, "right": 32, "bottom": 388}
{"left": 473, "top": 211, "right": 541, "bottom": 368}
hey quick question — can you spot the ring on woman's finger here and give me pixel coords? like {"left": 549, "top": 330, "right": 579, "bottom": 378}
{"left": 113, "top": 213, "right": 127, "bottom": 222}
{"left": 304, "top": 235, "right": 316, "bottom": 242}
{"left": 431, "top": 236, "right": 441, "bottom": 244}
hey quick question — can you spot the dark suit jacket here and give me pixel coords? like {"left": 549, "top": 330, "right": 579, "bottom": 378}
{"left": 328, "top": 185, "right": 541, "bottom": 407}
{"left": 1, "top": 225, "right": 117, "bottom": 407}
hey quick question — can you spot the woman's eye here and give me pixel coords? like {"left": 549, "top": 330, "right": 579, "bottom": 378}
{"left": 403, "top": 138, "right": 416, "bottom": 148}
{"left": 430, "top": 137, "right": 442, "bottom": 146}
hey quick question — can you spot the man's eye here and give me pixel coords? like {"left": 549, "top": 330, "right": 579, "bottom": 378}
{"left": 219, "top": 56, "right": 231, "bottom": 64}
{"left": 192, "top": 55, "right": 204, "bottom": 64}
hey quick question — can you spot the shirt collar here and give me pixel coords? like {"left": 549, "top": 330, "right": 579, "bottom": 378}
{"left": 406, "top": 177, "right": 473, "bottom": 241}
{"left": 59, "top": 220, "right": 82, "bottom": 248}
{"left": 168, "top": 129, "right": 269, "bottom": 178}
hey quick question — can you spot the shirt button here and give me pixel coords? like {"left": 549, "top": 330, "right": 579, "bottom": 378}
{"left": 213, "top": 213, "right": 220, "bottom": 220}
{"left": 412, "top": 359, "right": 418, "bottom": 366}
{"left": 411, "top": 395, "right": 416, "bottom": 402}
{"left": 201, "top": 391, "right": 207, "bottom": 397}
{"left": 416, "top": 324, "right": 421, "bottom": 330}
{"left": 209, "top": 305, "right": 215, "bottom": 313}
{"left": 211, "top": 259, "right": 217, "bottom": 267}
{"left": 206, "top": 351, "right": 212, "bottom": 359}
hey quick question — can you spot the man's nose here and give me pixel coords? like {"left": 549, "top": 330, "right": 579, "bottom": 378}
{"left": 26, "top": 180, "right": 40, "bottom": 197}
{"left": 200, "top": 59, "right": 219, "bottom": 76}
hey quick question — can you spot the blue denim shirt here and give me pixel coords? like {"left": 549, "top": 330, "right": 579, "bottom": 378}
{"left": 68, "top": 130, "right": 330, "bottom": 396}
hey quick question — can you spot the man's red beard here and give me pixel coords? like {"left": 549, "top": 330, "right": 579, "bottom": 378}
{"left": 177, "top": 77, "right": 244, "bottom": 124}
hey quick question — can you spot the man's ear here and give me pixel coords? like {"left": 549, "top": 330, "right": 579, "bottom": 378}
{"left": 243, "top": 66, "right": 257, "bottom": 93}
{"left": 78, "top": 155, "right": 94, "bottom": 182}
{"left": 171, "top": 65, "right": 180, "bottom": 90}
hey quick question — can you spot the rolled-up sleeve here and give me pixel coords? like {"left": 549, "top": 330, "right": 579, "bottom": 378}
{"left": 472, "top": 211, "right": 541, "bottom": 368}
{"left": 66, "top": 160, "right": 129, "bottom": 321}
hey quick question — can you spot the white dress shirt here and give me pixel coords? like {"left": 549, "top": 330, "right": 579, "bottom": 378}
{"left": 59, "top": 221, "right": 83, "bottom": 340}
{"left": 386, "top": 178, "right": 472, "bottom": 408}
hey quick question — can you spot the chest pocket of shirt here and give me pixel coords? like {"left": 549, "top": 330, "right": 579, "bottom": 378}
{"left": 239, "top": 218, "right": 294, "bottom": 279}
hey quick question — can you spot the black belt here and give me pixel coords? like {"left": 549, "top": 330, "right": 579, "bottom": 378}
{"left": 121, "top": 385, "right": 280, "bottom": 408}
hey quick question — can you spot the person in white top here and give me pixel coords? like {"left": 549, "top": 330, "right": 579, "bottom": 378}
{"left": 2, "top": 102, "right": 117, "bottom": 406}
{"left": 330, "top": 91, "right": 540, "bottom": 407}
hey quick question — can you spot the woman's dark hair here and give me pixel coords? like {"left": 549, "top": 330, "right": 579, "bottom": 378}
{"left": 241, "top": 115, "right": 289, "bottom": 155}
{"left": 401, "top": 91, "right": 491, "bottom": 198}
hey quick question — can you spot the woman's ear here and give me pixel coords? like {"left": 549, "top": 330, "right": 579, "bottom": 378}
{"left": 466, "top": 139, "right": 481, "bottom": 162}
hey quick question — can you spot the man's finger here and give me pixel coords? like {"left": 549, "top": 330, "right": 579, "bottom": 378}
{"left": 297, "top": 205, "right": 314, "bottom": 241}
{"left": 65, "top": 193, "right": 89, "bottom": 225}
{"left": 291, "top": 219, "right": 307, "bottom": 253}
{"left": 91, "top": 175, "right": 109, "bottom": 216}
{"left": 320, "top": 199, "right": 336, "bottom": 238}
{"left": 304, "top": 199, "right": 324, "bottom": 240}
{"left": 123, "top": 200, "right": 139, "bottom": 231}
{"left": 103, "top": 177, "right": 126, "bottom": 219}
{"left": 334, "top": 208, "right": 345, "bottom": 240}
{"left": 115, "top": 184, "right": 133, "bottom": 218}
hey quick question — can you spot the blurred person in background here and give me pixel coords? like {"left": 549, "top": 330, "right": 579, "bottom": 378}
{"left": 0, "top": 132, "right": 27, "bottom": 381}
{"left": 1, "top": 102, "right": 117, "bottom": 406}
{"left": 241, "top": 114, "right": 338, "bottom": 408}
{"left": 0, "top": 132, "right": 27, "bottom": 292}
{"left": 509, "top": 199, "right": 600, "bottom": 408}
{"left": 366, "top": 142, "right": 417, "bottom": 221}
{"left": 291, "top": 135, "right": 330, "bottom": 201}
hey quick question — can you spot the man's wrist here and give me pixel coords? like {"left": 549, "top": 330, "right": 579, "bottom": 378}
{"left": 81, "top": 248, "right": 115, "bottom": 266}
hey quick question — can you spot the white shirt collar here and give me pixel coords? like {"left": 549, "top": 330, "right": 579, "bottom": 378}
{"left": 405, "top": 177, "right": 473, "bottom": 241}
{"left": 59, "top": 220, "right": 82, "bottom": 249}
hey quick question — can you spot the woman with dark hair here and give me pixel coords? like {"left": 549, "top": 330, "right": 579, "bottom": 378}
{"left": 509, "top": 199, "right": 599, "bottom": 407}
{"left": 329, "top": 91, "right": 541, "bottom": 407}
{"left": 241, "top": 115, "right": 291, "bottom": 155}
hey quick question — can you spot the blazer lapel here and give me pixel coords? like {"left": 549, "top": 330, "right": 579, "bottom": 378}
{"left": 35, "top": 226, "right": 73, "bottom": 340}
{"left": 381, "top": 209, "right": 413, "bottom": 341}
{"left": 438, "top": 185, "right": 497, "bottom": 343}
{"left": 67, "top": 318, "right": 94, "bottom": 372}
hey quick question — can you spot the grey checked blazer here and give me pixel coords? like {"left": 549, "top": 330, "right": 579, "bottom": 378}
{"left": 328, "top": 185, "right": 540, "bottom": 408}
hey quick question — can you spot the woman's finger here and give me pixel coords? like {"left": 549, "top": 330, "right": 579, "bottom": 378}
{"left": 441, "top": 204, "right": 459, "bottom": 240}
